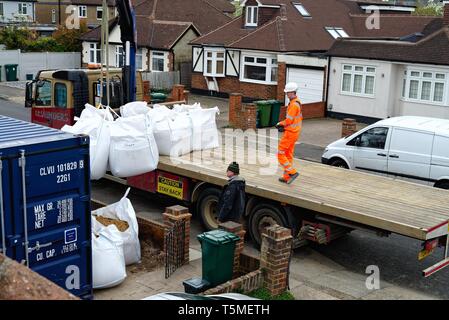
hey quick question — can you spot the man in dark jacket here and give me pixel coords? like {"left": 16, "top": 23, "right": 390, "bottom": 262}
{"left": 217, "top": 162, "right": 246, "bottom": 224}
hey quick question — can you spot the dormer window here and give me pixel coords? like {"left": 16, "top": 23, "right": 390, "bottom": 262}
{"left": 293, "top": 3, "right": 310, "bottom": 17}
{"left": 245, "top": 6, "right": 258, "bottom": 27}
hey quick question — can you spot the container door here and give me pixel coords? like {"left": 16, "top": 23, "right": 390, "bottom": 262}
{"left": 9, "top": 145, "right": 92, "bottom": 298}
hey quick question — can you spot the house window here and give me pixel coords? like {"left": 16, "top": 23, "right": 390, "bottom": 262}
{"left": 402, "top": 69, "right": 447, "bottom": 104}
{"left": 18, "top": 3, "right": 28, "bottom": 15}
{"left": 136, "top": 48, "right": 143, "bottom": 70}
{"left": 151, "top": 51, "right": 165, "bottom": 72}
{"left": 204, "top": 49, "right": 225, "bottom": 77}
{"left": 97, "top": 6, "right": 103, "bottom": 20}
{"left": 341, "top": 64, "right": 376, "bottom": 96}
{"left": 0, "top": 3, "right": 4, "bottom": 17}
{"left": 115, "top": 46, "right": 124, "bottom": 67}
{"left": 51, "top": 9, "right": 56, "bottom": 23}
{"left": 89, "top": 43, "right": 101, "bottom": 64}
{"left": 241, "top": 54, "right": 278, "bottom": 84}
{"left": 245, "top": 6, "right": 258, "bottom": 26}
{"left": 326, "top": 27, "right": 349, "bottom": 39}
{"left": 78, "top": 5, "right": 87, "bottom": 18}
{"left": 293, "top": 3, "right": 310, "bottom": 17}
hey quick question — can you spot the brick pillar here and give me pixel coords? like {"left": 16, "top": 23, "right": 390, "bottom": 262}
{"left": 0, "top": 254, "right": 79, "bottom": 300}
{"left": 183, "top": 90, "right": 189, "bottom": 104}
{"left": 277, "top": 62, "right": 287, "bottom": 101}
{"left": 260, "top": 225, "right": 293, "bottom": 297}
{"left": 243, "top": 104, "right": 257, "bottom": 130}
{"left": 143, "top": 80, "right": 150, "bottom": 102}
{"left": 279, "top": 105, "right": 287, "bottom": 122}
{"left": 171, "top": 84, "right": 185, "bottom": 102}
{"left": 229, "top": 93, "right": 242, "bottom": 127}
{"left": 341, "top": 118, "right": 357, "bottom": 137}
{"left": 163, "top": 205, "right": 192, "bottom": 265}
{"left": 218, "top": 221, "right": 246, "bottom": 277}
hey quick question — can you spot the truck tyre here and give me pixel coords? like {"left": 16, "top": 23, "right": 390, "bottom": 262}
{"left": 196, "top": 188, "right": 221, "bottom": 230}
{"left": 329, "top": 158, "right": 349, "bottom": 169}
{"left": 435, "top": 180, "right": 449, "bottom": 190}
{"left": 249, "top": 203, "right": 288, "bottom": 248}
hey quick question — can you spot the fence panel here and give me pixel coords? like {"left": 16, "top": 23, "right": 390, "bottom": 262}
{"left": 141, "top": 71, "right": 180, "bottom": 90}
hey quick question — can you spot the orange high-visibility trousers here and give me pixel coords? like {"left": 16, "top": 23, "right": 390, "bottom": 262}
{"left": 277, "top": 130, "right": 300, "bottom": 180}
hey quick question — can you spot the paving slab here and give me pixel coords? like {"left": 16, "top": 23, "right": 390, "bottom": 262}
{"left": 361, "top": 285, "right": 439, "bottom": 300}
{"left": 291, "top": 284, "right": 340, "bottom": 300}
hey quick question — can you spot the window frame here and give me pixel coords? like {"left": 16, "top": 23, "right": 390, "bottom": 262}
{"left": 340, "top": 64, "right": 376, "bottom": 98}
{"left": 35, "top": 80, "right": 52, "bottom": 107}
{"left": 245, "top": 6, "right": 258, "bottom": 27}
{"left": 115, "top": 45, "right": 124, "bottom": 68}
{"left": 401, "top": 68, "right": 448, "bottom": 106}
{"left": 89, "top": 43, "right": 101, "bottom": 64}
{"left": 240, "top": 53, "right": 278, "bottom": 85}
{"left": 151, "top": 51, "right": 166, "bottom": 72}
{"left": 136, "top": 48, "right": 143, "bottom": 70}
{"left": 18, "top": 2, "right": 28, "bottom": 15}
{"left": 51, "top": 8, "right": 56, "bottom": 23}
{"left": 293, "top": 3, "right": 310, "bottom": 17}
{"left": 0, "top": 3, "right": 4, "bottom": 17}
{"left": 78, "top": 5, "right": 87, "bottom": 18}
{"left": 96, "top": 6, "right": 103, "bottom": 20}
{"left": 348, "top": 126, "right": 389, "bottom": 150}
{"left": 203, "top": 48, "right": 225, "bottom": 77}
{"left": 326, "top": 27, "right": 349, "bottom": 39}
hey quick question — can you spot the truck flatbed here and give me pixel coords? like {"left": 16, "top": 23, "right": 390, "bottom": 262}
{"left": 157, "top": 146, "right": 449, "bottom": 241}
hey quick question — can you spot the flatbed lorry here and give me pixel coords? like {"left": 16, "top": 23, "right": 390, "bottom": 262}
{"left": 105, "top": 140, "right": 449, "bottom": 277}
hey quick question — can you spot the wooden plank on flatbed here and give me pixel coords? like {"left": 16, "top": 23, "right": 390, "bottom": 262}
{"left": 157, "top": 146, "right": 449, "bottom": 241}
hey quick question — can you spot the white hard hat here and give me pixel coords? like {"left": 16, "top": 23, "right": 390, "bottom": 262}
{"left": 284, "top": 82, "right": 298, "bottom": 93}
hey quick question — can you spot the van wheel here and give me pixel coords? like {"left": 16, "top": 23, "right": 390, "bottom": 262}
{"left": 196, "top": 188, "right": 221, "bottom": 230}
{"left": 329, "top": 158, "right": 349, "bottom": 169}
{"left": 435, "top": 181, "right": 449, "bottom": 190}
{"left": 249, "top": 203, "right": 288, "bottom": 248}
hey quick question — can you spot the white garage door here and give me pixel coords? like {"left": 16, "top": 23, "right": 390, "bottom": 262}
{"left": 286, "top": 67, "right": 324, "bottom": 105}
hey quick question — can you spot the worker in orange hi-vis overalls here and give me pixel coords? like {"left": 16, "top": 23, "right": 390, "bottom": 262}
{"left": 275, "top": 82, "right": 303, "bottom": 184}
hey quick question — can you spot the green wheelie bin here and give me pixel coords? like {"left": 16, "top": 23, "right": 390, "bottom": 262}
{"left": 268, "top": 100, "right": 283, "bottom": 126}
{"left": 4, "top": 64, "right": 18, "bottom": 81}
{"left": 197, "top": 229, "right": 240, "bottom": 287}
{"left": 254, "top": 100, "right": 272, "bottom": 128}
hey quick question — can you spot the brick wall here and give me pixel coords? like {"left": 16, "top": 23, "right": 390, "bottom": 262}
{"left": 341, "top": 118, "right": 357, "bottom": 137}
{"left": 137, "top": 216, "right": 165, "bottom": 249}
{"left": 444, "top": 2, "right": 449, "bottom": 27}
{"left": 219, "top": 222, "right": 246, "bottom": 277}
{"left": 168, "top": 52, "right": 175, "bottom": 72}
{"left": 202, "top": 270, "right": 264, "bottom": 295}
{"left": 302, "top": 101, "right": 325, "bottom": 119}
{"left": 276, "top": 62, "right": 287, "bottom": 101}
{"left": 192, "top": 73, "right": 277, "bottom": 100}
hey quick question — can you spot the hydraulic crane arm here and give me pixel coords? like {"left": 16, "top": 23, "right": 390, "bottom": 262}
{"left": 115, "top": 0, "right": 136, "bottom": 103}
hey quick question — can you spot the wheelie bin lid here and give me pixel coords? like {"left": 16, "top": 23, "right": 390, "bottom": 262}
{"left": 254, "top": 100, "right": 270, "bottom": 105}
{"left": 197, "top": 229, "right": 240, "bottom": 244}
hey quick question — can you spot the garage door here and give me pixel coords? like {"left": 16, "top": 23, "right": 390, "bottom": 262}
{"left": 286, "top": 67, "right": 324, "bottom": 105}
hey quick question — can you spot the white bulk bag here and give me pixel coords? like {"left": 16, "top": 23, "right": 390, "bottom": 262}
{"left": 80, "top": 103, "right": 114, "bottom": 121}
{"left": 189, "top": 107, "right": 220, "bottom": 151}
{"left": 109, "top": 114, "right": 159, "bottom": 178}
{"left": 92, "top": 221, "right": 127, "bottom": 289}
{"left": 172, "top": 102, "right": 201, "bottom": 113}
{"left": 120, "top": 101, "right": 149, "bottom": 117}
{"left": 151, "top": 112, "right": 192, "bottom": 157}
{"left": 92, "top": 188, "right": 141, "bottom": 265}
{"left": 61, "top": 109, "right": 111, "bottom": 180}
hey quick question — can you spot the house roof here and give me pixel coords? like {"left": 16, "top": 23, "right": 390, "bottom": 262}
{"left": 80, "top": 0, "right": 232, "bottom": 49}
{"left": 190, "top": 0, "right": 441, "bottom": 53}
{"left": 80, "top": 16, "right": 199, "bottom": 49}
{"left": 133, "top": 0, "right": 232, "bottom": 34}
{"left": 70, "top": 0, "right": 115, "bottom": 5}
{"left": 327, "top": 27, "right": 449, "bottom": 66}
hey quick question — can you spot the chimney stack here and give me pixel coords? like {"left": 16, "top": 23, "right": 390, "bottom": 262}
{"left": 444, "top": 1, "right": 449, "bottom": 27}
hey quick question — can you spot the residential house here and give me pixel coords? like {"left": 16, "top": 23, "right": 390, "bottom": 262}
{"left": 0, "top": 0, "right": 36, "bottom": 23}
{"left": 326, "top": 2, "right": 449, "bottom": 121}
{"left": 79, "top": 0, "right": 233, "bottom": 79}
{"left": 34, "top": 0, "right": 115, "bottom": 28}
{"left": 189, "top": 0, "right": 440, "bottom": 116}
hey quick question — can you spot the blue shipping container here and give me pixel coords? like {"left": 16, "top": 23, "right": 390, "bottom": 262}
{"left": 0, "top": 115, "right": 92, "bottom": 299}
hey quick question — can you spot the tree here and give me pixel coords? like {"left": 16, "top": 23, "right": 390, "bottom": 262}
{"left": 413, "top": 0, "right": 443, "bottom": 16}
{"left": 52, "top": 21, "right": 88, "bottom": 52}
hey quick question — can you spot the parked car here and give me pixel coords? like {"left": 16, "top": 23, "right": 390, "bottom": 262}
{"left": 142, "top": 292, "right": 259, "bottom": 300}
{"left": 321, "top": 116, "right": 449, "bottom": 189}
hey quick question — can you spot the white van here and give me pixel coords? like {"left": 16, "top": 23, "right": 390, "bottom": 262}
{"left": 321, "top": 116, "right": 449, "bottom": 189}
